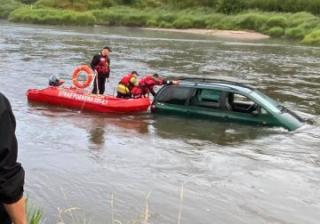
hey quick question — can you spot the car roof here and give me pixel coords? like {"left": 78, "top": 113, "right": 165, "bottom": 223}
{"left": 178, "top": 78, "right": 255, "bottom": 95}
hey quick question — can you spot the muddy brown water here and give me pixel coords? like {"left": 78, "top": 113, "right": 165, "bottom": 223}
{"left": 1, "top": 20, "right": 320, "bottom": 224}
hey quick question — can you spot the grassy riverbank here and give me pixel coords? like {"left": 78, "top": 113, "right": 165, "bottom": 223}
{"left": 2, "top": 0, "right": 320, "bottom": 44}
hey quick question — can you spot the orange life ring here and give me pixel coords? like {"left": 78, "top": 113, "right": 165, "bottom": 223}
{"left": 72, "top": 65, "right": 94, "bottom": 89}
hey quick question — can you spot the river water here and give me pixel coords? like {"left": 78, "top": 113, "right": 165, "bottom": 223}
{"left": 1, "top": 20, "right": 320, "bottom": 224}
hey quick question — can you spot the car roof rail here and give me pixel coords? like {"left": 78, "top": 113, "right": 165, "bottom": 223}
{"left": 179, "top": 77, "right": 255, "bottom": 90}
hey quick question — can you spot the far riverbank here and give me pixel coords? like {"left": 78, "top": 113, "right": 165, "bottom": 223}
{"left": 1, "top": 2, "right": 320, "bottom": 45}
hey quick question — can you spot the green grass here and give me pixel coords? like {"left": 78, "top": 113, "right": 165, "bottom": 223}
{"left": 27, "top": 199, "right": 43, "bottom": 224}
{"left": 28, "top": 209, "right": 42, "bottom": 224}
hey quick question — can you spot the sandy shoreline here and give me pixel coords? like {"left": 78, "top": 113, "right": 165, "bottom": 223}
{"left": 143, "top": 28, "right": 270, "bottom": 40}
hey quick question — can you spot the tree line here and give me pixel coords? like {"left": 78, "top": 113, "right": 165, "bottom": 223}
{"left": 16, "top": 0, "right": 320, "bottom": 15}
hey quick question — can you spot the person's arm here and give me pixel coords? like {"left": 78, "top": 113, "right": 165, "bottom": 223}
{"left": 0, "top": 94, "right": 26, "bottom": 224}
{"left": 4, "top": 197, "right": 26, "bottom": 224}
{"left": 106, "top": 57, "right": 111, "bottom": 80}
{"left": 148, "top": 86, "right": 156, "bottom": 96}
{"left": 90, "top": 55, "right": 100, "bottom": 71}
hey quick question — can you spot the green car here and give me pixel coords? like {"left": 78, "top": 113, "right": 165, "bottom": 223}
{"left": 151, "top": 78, "right": 304, "bottom": 131}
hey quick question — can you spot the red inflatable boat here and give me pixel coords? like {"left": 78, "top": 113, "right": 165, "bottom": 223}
{"left": 27, "top": 87, "right": 151, "bottom": 113}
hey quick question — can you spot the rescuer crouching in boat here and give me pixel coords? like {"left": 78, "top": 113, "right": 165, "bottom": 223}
{"left": 131, "top": 73, "right": 178, "bottom": 98}
{"left": 116, "top": 71, "right": 139, "bottom": 98}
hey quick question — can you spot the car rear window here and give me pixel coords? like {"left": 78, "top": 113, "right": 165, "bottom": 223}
{"left": 157, "top": 86, "right": 192, "bottom": 105}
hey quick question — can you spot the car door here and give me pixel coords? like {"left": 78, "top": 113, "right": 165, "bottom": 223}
{"left": 187, "top": 88, "right": 227, "bottom": 120}
{"left": 154, "top": 85, "right": 194, "bottom": 115}
{"left": 223, "top": 91, "right": 279, "bottom": 126}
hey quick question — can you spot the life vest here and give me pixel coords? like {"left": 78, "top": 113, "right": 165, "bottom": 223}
{"left": 139, "top": 75, "right": 154, "bottom": 88}
{"left": 120, "top": 73, "right": 138, "bottom": 87}
{"left": 139, "top": 75, "right": 164, "bottom": 93}
{"left": 117, "top": 83, "right": 130, "bottom": 95}
{"left": 131, "top": 76, "right": 157, "bottom": 98}
{"left": 131, "top": 86, "right": 143, "bottom": 98}
{"left": 95, "top": 56, "right": 109, "bottom": 74}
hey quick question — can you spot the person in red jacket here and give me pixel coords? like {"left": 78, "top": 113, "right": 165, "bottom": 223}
{"left": 0, "top": 93, "right": 26, "bottom": 224}
{"left": 131, "top": 73, "right": 178, "bottom": 98}
{"left": 116, "top": 71, "right": 139, "bottom": 98}
{"left": 91, "top": 46, "right": 112, "bottom": 95}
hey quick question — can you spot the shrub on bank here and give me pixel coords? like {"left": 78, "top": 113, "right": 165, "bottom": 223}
{"left": 124, "top": 13, "right": 149, "bottom": 26}
{"left": 215, "top": 17, "right": 239, "bottom": 30}
{"left": 241, "top": 0, "right": 320, "bottom": 15}
{"left": 217, "top": 0, "right": 245, "bottom": 14}
{"left": 93, "top": 9, "right": 123, "bottom": 25}
{"left": 134, "top": 0, "right": 163, "bottom": 8}
{"left": 9, "top": 7, "right": 96, "bottom": 25}
{"left": 234, "top": 12, "right": 268, "bottom": 30}
{"left": 205, "top": 13, "right": 225, "bottom": 28}
{"left": 302, "top": 29, "right": 320, "bottom": 45}
{"left": 35, "top": 0, "right": 116, "bottom": 10}
{"left": 36, "top": 0, "right": 85, "bottom": 10}
{"left": 92, "top": 7, "right": 150, "bottom": 26}
{"left": 285, "top": 26, "right": 307, "bottom": 39}
{"left": 287, "top": 12, "right": 316, "bottom": 27}
{"left": 265, "top": 16, "right": 287, "bottom": 28}
{"left": 266, "top": 26, "right": 284, "bottom": 37}
{"left": 153, "top": 12, "right": 178, "bottom": 27}
{"left": 88, "top": 0, "right": 116, "bottom": 9}
{"left": 172, "top": 16, "right": 195, "bottom": 29}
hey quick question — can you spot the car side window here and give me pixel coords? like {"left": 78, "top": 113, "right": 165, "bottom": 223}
{"left": 226, "top": 93, "right": 260, "bottom": 114}
{"left": 190, "top": 89, "right": 222, "bottom": 109}
{"left": 157, "top": 86, "right": 192, "bottom": 105}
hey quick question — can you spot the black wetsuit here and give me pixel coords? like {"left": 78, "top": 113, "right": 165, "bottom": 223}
{"left": 91, "top": 54, "right": 110, "bottom": 94}
{"left": 0, "top": 93, "right": 25, "bottom": 224}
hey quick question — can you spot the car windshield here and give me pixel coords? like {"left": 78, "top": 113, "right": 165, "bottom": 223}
{"left": 250, "top": 90, "right": 281, "bottom": 113}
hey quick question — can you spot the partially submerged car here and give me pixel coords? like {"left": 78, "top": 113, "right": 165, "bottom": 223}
{"left": 151, "top": 78, "right": 304, "bottom": 131}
